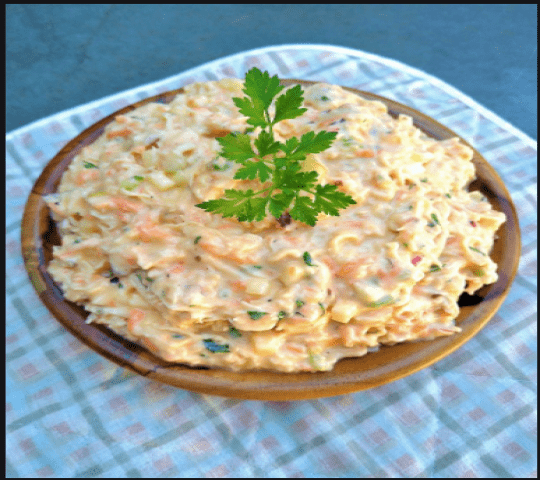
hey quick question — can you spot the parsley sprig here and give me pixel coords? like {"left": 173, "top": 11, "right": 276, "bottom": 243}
{"left": 196, "top": 68, "right": 356, "bottom": 226}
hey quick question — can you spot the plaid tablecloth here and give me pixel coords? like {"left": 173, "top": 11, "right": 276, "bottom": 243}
{"left": 6, "top": 45, "right": 537, "bottom": 478}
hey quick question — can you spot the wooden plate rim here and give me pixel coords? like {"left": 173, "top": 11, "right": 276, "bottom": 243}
{"left": 21, "top": 79, "right": 521, "bottom": 400}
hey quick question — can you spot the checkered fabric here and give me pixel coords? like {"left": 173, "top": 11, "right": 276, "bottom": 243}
{"left": 6, "top": 45, "right": 537, "bottom": 478}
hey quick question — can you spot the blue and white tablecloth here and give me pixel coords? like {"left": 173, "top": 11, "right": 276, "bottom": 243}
{"left": 6, "top": 44, "right": 537, "bottom": 478}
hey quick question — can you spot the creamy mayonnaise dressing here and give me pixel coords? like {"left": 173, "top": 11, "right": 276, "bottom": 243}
{"left": 45, "top": 78, "right": 506, "bottom": 372}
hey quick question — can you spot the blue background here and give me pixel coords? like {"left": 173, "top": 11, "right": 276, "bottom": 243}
{"left": 6, "top": 4, "right": 537, "bottom": 140}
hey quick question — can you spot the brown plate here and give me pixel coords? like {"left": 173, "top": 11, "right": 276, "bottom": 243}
{"left": 21, "top": 80, "right": 521, "bottom": 400}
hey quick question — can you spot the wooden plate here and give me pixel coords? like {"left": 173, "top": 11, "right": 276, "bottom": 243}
{"left": 21, "top": 80, "right": 521, "bottom": 400}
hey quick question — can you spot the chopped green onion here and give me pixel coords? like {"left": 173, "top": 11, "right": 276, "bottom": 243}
{"left": 431, "top": 213, "right": 440, "bottom": 225}
{"left": 303, "top": 251, "right": 316, "bottom": 266}
{"left": 308, "top": 350, "right": 323, "bottom": 371}
{"left": 83, "top": 161, "right": 98, "bottom": 169}
{"left": 366, "top": 295, "right": 394, "bottom": 308}
{"left": 248, "top": 311, "right": 267, "bottom": 320}
{"left": 120, "top": 176, "right": 144, "bottom": 191}
{"left": 194, "top": 236, "right": 202, "bottom": 244}
{"left": 469, "top": 246, "right": 486, "bottom": 256}
{"left": 445, "top": 193, "right": 451, "bottom": 198}
{"left": 252, "top": 265, "right": 263, "bottom": 269}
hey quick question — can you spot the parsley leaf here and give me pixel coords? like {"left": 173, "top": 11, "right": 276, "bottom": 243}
{"left": 273, "top": 84, "right": 308, "bottom": 124}
{"left": 248, "top": 311, "right": 267, "bottom": 320}
{"left": 196, "top": 67, "right": 356, "bottom": 226}
{"left": 303, "top": 251, "right": 316, "bottom": 266}
{"left": 203, "top": 339, "right": 230, "bottom": 353}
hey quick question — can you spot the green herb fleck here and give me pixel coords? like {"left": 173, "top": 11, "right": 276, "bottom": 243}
{"left": 229, "top": 326, "right": 242, "bottom": 338}
{"left": 213, "top": 162, "right": 230, "bottom": 171}
{"left": 303, "top": 251, "right": 316, "bottom": 266}
{"left": 74, "top": 239, "right": 81, "bottom": 244}
{"left": 472, "top": 267, "right": 485, "bottom": 277}
{"left": 430, "top": 264, "right": 441, "bottom": 272}
{"left": 431, "top": 213, "right": 440, "bottom": 225}
{"left": 172, "top": 334, "right": 184, "bottom": 339}
{"left": 445, "top": 193, "right": 451, "bottom": 198}
{"left": 469, "top": 246, "right": 486, "bottom": 256}
{"left": 83, "top": 161, "right": 98, "bottom": 169}
{"left": 402, "top": 242, "right": 409, "bottom": 248}
{"left": 420, "top": 178, "right": 428, "bottom": 183}
{"left": 134, "top": 175, "right": 144, "bottom": 181}
{"left": 194, "top": 235, "right": 202, "bottom": 244}
{"left": 321, "top": 96, "right": 329, "bottom": 101}
{"left": 308, "top": 350, "right": 324, "bottom": 371}
{"left": 248, "top": 311, "right": 267, "bottom": 320}
{"left": 252, "top": 265, "right": 263, "bottom": 269}
{"left": 278, "top": 311, "right": 287, "bottom": 320}
{"left": 203, "top": 339, "right": 230, "bottom": 353}
{"left": 318, "top": 302, "right": 325, "bottom": 313}
{"left": 296, "top": 299, "right": 305, "bottom": 309}
{"left": 366, "top": 295, "right": 395, "bottom": 308}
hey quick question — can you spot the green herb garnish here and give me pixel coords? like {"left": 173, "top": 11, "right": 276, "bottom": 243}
{"left": 366, "top": 295, "right": 395, "bottom": 308}
{"left": 430, "top": 264, "right": 441, "bottom": 272}
{"left": 321, "top": 96, "right": 329, "bottom": 101}
{"left": 472, "top": 267, "right": 485, "bottom": 277}
{"left": 203, "top": 339, "right": 230, "bottom": 353}
{"left": 278, "top": 311, "right": 287, "bottom": 320}
{"left": 420, "top": 178, "right": 428, "bottom": 183}
{"left": 303, "top": 251, "right": 316, "bottom": 266}
{"left": 194, "top": 236, "right": 202, "bottom": 244}
{"left": 296, "top": 299, "right": 305, "bottom": 309}
{"left": 121, "top": 176, "right": 144, "bottom": 191}
{"left": 248, "top": 311, "right": 267, "bottom": 320}
{"left": 229, "top": 326, "right": 242, "bottom": 338}
{"left": 431, "top": 213, "right": 440, "bottom": 225}
{"left": 83, "top": 161, "right": 98, "bottom": 169}
{"left": 318, "top": 302, "right": 325, "bottom": 313}
{"left": 469, "top": 246, "right": 486, "bottom": 256}
{"left": 195, "top": 68, "right": 356, "bottom": 226}
{"left": 445, "top": 193, "right": 451, "bottom": 198}
{"left": 172, "top": 334, "right": 184, "bottom": 339}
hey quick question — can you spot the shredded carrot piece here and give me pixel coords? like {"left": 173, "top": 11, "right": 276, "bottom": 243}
{"left": 106, "top": 128, "right": 132, "bottom": 139}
